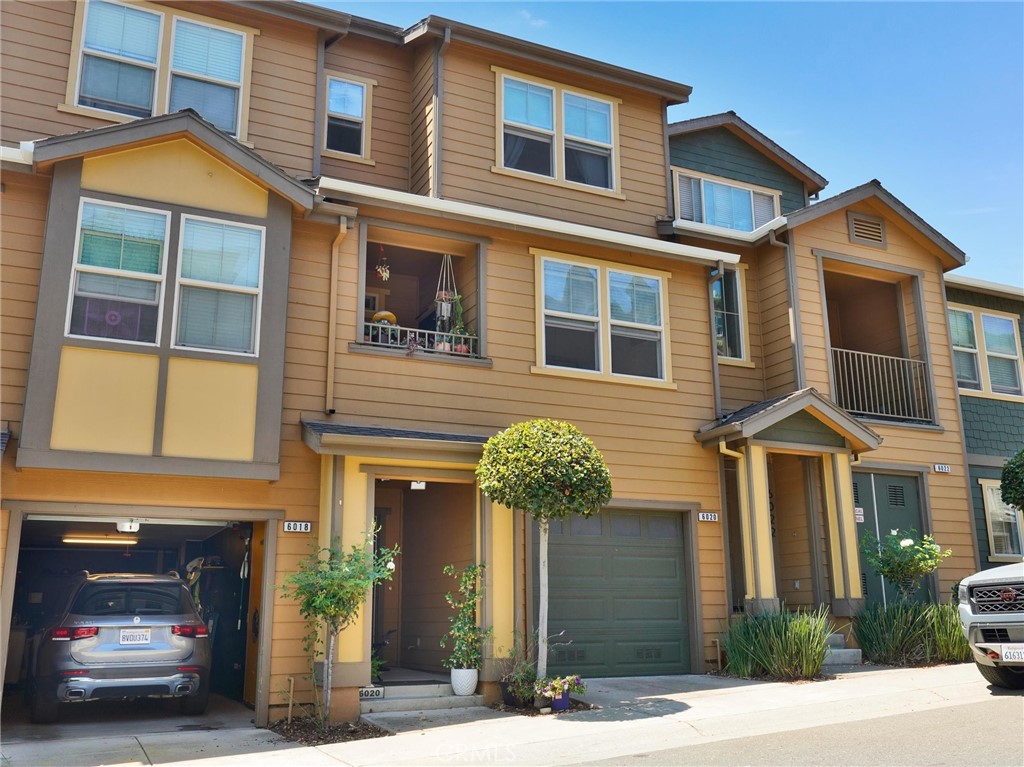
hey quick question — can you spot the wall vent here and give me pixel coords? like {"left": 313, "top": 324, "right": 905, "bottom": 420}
{"left": 887, "top": 484, "right": 906, "bottom": 507}
{"left": 848, "top": 211, "right": 887, "bottom": 248}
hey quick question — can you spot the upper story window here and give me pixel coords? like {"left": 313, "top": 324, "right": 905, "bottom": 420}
{"left": 712, "top": 267, "right": 747, "bottom": 361}
{"left": 980, "top": 479, "right": 1023, "bottom": 561}
{"left": 497, "top": 70, "right": 619, "bottom": 192}
{"left": 324, "top": 73, "right": 375, "bottom": 160}
{"left": 70, "top": 1, "right": 252, "bottom": 137}
{"left": 66, "top": 200, "right": 264, "bottom": 356}
{"left": 948, "top": 305, "right": 1023, "bottom": 398}
{"left": 537, "top": 251, "right": 669, "bottom": 382}
{"left": 674, "top": 169, "right": 779, "bottom": 233}
{"left": 68, "top": 199, "right": 169, "bottom": 345}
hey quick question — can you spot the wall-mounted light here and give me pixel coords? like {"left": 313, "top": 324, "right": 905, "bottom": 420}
{"left": 62, "top": 535, "right": 138, "bottom": 546}
{"left": 116, "top": 519, "right": 140, "bottom": 533}
{"left": 410, "top": 481, "right": 426, "bottom": 490}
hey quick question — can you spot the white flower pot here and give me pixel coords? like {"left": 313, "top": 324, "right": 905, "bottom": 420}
{"left": 450, "top": 668, "right": 478, "bottom": 696}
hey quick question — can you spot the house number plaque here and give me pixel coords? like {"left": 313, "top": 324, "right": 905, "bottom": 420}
{"left": 698, "top": 512, "right": 719, "bottom": 522}
{"left": 282, "top": 521, "right": 312, "bottom": 533}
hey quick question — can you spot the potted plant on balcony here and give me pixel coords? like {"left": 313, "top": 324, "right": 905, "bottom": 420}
{"left": 440, "top": 562, "right": 491, "bottom": 695}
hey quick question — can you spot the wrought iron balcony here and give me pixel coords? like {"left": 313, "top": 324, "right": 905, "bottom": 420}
{"left": 831, "top": 348, "right": 934, "bottom": 423}
{"left": 361, "top": 321, "right": 479, "bottom": 358}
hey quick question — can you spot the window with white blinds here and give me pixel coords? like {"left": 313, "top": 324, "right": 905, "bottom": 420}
{"left": 174, "top": 217, "right": 264, "bottom": 355}
{"left": 980, "top": 479, "right": 1024, "bottom": 560}
{"left": 72, "top": 1, "right": 250, "bottom": 137}
{"left": 948, "top": 305, "right": 1022, "bottom": 397}
{"left": 674, "top": 171, "right": 778, "bottom": 233}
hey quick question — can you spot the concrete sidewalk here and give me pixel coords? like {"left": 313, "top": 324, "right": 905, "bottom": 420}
{"left": 0, "top": 664, "right": 1007, "bottom": 766}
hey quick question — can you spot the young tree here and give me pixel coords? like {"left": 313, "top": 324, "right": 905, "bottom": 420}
{"left": 1001, "top": 446, "right": 1024, "bottom": 510}
{"left": 280, "top": 532, "right": 398, "bottom": 727}
{"left": 476, "top": 419, "right": 611, "bottom": 679}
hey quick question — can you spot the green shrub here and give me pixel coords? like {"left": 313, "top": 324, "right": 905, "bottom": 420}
{"left": 723, "top": 605, "right": 834, "bottom": 680}
{"left": 855, "top": 601, "right": 971, "bottom": 666}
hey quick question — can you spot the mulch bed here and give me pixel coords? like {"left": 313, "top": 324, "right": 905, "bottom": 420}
{"left": 490, "top": 699, "right": 592, "bottom": 716}
{"left": 268, "top": 716, "right": 391, "bottom": 746}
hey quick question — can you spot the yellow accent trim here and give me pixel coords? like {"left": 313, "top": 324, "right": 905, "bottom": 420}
{"left": 833, "top": 453, "right": 862, "bottom": 599}
{"left": 50, "top": 347, "right": 159, "bottom": 455}
{"left": 719, "top": 358, "right": 756, "bottom": 369}
{"left": 491, "top": 66, "right": 622, "bottom": 196}
{"left": 64, "top": 0, "right": 257, "bottom": 142}
{"left": 747, "top": 445, "right": 776, "bottom": 599}
{"left": 489, "top": 502, "right": 515, "bottom": 658}
{"left": 821, "top": 454, "right": 846, "bottom": 599}
{"left": 324, "top": 70, "right": 377, "bottom": 162}
{"left": 81, "top": 140, "right": 268, "bottom": 218}
{"left": 734, "top": 448, "right": 755, "bottom": 600}
{"left": 161, "top": 358, "right": 257, "bottom": 461}
{"left": 336, "top": 457, "right": 372, "bottom": 663}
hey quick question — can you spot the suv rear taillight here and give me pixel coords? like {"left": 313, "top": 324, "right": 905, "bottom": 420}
{"left": 51, "top": 626, "right": 99, "bottom": 641}
{"left": 172, "top": 624, "right": 209, "bottom": 638}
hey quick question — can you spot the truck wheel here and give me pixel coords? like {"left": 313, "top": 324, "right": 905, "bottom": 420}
{"left": 29, "top": 684, "right": 60, "bottom": 724}
{"left": 976, "top": 661, "right": 1024, "bottom": 690}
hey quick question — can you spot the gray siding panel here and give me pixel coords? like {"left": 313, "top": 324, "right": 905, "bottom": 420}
{"left": 669, "top": 127, "right": 806, "bottom": 214}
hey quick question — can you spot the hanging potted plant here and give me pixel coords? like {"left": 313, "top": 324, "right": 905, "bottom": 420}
{"left": 440, "top": 563, "right": 491, "bottom": 695}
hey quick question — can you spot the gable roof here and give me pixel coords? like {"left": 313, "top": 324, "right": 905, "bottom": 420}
{"left": 31, "top": 109, "right": 315, "bottom": 211}
{"left": 667, "top": 111, "right": 827, "bottom": 194}
{"left": 945, "top": 274, "right": 1023, "bottom": 302}
{"left": 784, "top": 180, "right": 965, "bottom": 269}
{"left": 696, "top": 388, "right": 882, "bottom": 453}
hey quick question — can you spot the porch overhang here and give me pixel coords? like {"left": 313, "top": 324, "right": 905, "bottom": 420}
{"left": 302, "top": 419, "right": 489, "bottom": 458}
{"left": 695, "top": 388, "right": 882, "bottom": 454}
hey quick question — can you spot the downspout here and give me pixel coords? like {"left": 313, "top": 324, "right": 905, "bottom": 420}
{"left": 770, "top": 228, "right": 806, "bottom": 389}
{"left": 323, "top": 208, "right": 354, "bottom": 414}
{"left": 314, "top": 29, "right": 350, "bottom": 179}
{"left": 431, "top": 26, "right": 452, "bottom": 198}
{"left": 708, "top": 260, "right": 725, "bottom": 419}
{"left": 718, "top": 437, "right": 743, "bottom": 460}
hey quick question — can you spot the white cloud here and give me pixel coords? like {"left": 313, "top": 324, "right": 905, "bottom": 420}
{"left": 519, "top": 10, "right": 548, "bottom": 28}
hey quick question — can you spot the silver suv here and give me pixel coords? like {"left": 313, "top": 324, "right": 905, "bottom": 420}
{"left": 28, "top": 572, "right": 212, "bottom": 723}
{"left": 957, "top": 561, "right": 1024, "bottom": 690}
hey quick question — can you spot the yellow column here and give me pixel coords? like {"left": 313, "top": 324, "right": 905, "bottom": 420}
{"left": 746, "top": 445, "right": 778, "bottom": 609}
{"left": 486, "top": 502, "right": 515, "bottom": 671}
{"left": 336, "top": 456, "right": 371, "bottom": 664}
{"left": 821, "top": 454, "right": 847, "bottom": 599}
{"left": 735, "top": 449, "right": 755, "bottom": 601}
{"left": 833, "top": 453, "right": 863, "bottom": 600}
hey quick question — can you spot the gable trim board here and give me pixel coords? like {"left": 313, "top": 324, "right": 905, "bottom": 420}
{"left": 317, "top": 177, "right": 739, "bottom": 266}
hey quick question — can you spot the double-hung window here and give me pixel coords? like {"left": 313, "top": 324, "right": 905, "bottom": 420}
{"left": 67, "top": 200, "right": 169, "bottom": 344}
{"left": 72, "top": 1, "right": 249, "bottom": 137}
{"left": 712, "top": 268, "right": 746, "bottom": 361}
{"left": 175, "top": 217, "right": 264, "bottom": 355}
{"left": 980, "top": 479, "right": 1023, "bottom": 560}
{"left": 539, "top": 253, "right": 667, "bottom": 381}
{"left": 325, "top": 74, "right": 373, "bottom": 158}
{"left": 675, "top": 170, "right": 778, "bottom": 233}
{"left": 499, "top": 71, "right": 617, "bottom": 191}
{"left": 948, "top": 306, "right": 1023, "bottom": 397}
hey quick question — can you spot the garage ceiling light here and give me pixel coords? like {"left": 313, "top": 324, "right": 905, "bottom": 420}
{"left": 62, "top": 535, "right": 138, "bottom": 546}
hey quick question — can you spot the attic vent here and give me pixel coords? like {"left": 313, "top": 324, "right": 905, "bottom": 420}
{"left": 886, "top": 484, "right": 906, "bottom": 507}
{"left": 848, "top": 212, "right": 887, "bottom": 248}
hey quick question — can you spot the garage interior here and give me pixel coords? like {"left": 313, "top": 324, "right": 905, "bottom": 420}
{"left": 3, "top": 515, "right": 264, "bottom": 719}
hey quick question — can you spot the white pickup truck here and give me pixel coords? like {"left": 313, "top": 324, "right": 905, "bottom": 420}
{"left": 957, "top": 561, "right": 1024, "bottom": 689}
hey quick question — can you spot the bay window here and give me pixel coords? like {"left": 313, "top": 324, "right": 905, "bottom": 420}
{"left": 675, "top": 170, "right": 778, "bottom": 233}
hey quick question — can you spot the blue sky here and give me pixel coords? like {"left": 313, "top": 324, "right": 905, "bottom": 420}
{"left": 313, "top": 1, "right": 1023, "bottom": 287}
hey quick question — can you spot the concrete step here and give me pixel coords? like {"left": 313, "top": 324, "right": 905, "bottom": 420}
{"left": 360, "top": 693, "right": 484, "bottom": 715}
{"left": 826, "top": 632, "right": 847, "bottom": 649}
{"left": 823, "top": 646, "right": 863, "bottom": 665}
{"left": 369, "top": 682, "right": 454, "bottom": 699}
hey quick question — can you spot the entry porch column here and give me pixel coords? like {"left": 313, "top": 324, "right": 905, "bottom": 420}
{"left": 737, "top": 443, "right": 780, "bottom": 614}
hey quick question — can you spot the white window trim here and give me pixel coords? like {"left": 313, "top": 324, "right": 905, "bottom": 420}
{"left": 64, "top": 197, "right": 171, "bottom": 348}
{"left": 323, "top": 71, "right": 377, "bottom": 164}
{"left": 65, "top": 0, "right": 257, "bottom": 140}
{"left": 170, "top": 213, "right": 266, "bottom": 357}
{"left": 671, "top": 167, "right": 785, "bottom": 241}
{"left": 948, "top": 302, "right": 1024, "bottom": 401}
{"left": 532, "top": 248, "right": 673, "bottom": 386}
{"left": 979, "top": 478, "right": 1024, "bottom": 562}
{"left": 493, "top": 67, "right": 622, "bottom": 195}
{"left": 713, "top": 264, "right": 750, "bottom": 365}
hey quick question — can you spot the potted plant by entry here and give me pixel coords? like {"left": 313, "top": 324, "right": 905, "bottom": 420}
{"left": 535, "top": 674, "right": 586, "bottom": 712}
{"left": 440, "top": 563, "right": 492, "bottom": 695}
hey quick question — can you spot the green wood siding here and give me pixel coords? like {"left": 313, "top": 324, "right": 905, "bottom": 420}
{"left": 757, "top": 411, "right": 846, "bottom": 447}
{"left": 669, "top": 127, "right": 806, "bottom": 213}
{"left": 961, "top": 396, "right": 1024, "bottom": 457}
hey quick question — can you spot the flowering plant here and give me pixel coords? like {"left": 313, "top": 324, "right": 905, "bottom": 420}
{"left": 535, "top": 674, "right": 586, "bottom": 698}
{"left": 860, "top": 528, "right": 952, "bottom": 599}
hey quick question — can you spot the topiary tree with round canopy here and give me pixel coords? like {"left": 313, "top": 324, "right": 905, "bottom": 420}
{"left": 476, "top": 419, "right": 612, "bottom": 680}
{"left": 1001, "top": 447, "right": 1024, "bottom": 510}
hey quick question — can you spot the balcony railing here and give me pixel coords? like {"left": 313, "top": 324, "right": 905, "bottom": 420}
{"left": 361, "top": 321, "right": 479, "bottom": 358}
{"left": 831, "top": 348, "right": 934, "bottom": 423}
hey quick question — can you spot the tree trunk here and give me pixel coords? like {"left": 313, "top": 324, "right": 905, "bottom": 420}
{"left": 537, "top": 518, "right": 549, "bottom": 680}
{"left": 323, "top": 628, "right": 335, "bottom": 723}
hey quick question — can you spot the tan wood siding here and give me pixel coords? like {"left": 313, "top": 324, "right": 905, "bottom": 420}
{"left": 791, "top": 207, "right": 975, "bottom": 594}
{"left": 409, "top": 45, "right": 435, "bottom": 196}
{"left": 720, "top": 250, "right": 767, "bottom": 412}
{"left": 437, "top": 45, "right": 669, "bottom": 237}
{"left": 321, "top": 35, "right": 413, "bottom": 190}
{"left": 756, "top": 243, "right": 796, "bottom": 397}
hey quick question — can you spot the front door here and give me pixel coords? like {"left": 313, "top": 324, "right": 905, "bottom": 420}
{"left": 853, "top": 473, "right": 925, "bottom": 606}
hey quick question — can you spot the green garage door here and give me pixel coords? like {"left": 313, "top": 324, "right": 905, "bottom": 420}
{"left": 535, "top": 510, "right": 690, "bottom": 677}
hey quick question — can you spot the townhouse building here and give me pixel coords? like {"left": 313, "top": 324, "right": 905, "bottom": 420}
{"left": 0, "top": 0, "right": 994, "bottom": 726}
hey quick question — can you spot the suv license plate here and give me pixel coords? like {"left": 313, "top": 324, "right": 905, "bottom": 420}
{"left": 1001, "top": 644, "right": 1024, "bottom": 662}
{"left": 120, "top": 628, "right": 151, "bottom": 645}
